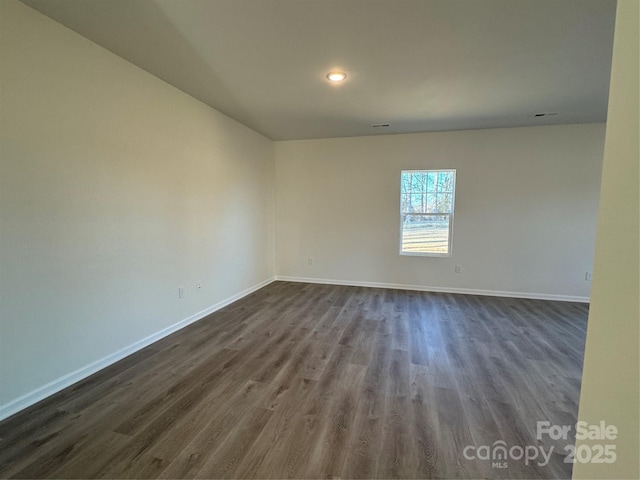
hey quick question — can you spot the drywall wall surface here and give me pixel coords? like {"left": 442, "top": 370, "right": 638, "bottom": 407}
{"left": 0, "top": 0, "right": 275, "bottom": 409}
{"left": 574, "top": 1, "right": 640, "bottom": 478}
{"left": 275, "top": 124, "right": 604, "bottom": 300}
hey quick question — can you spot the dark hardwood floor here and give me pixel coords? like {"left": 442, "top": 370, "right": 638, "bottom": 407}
{"left": 0, "top": 281, "right": 589, "bottom": 479}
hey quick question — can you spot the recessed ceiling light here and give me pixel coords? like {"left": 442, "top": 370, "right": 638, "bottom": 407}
{"left": 326, "top": 71, "right": 347, "bottom": 82}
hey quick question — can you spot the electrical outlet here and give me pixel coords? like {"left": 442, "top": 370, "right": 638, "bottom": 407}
{"left": 196, "top": 281, "right": 202, "bottom": 292}
{"left": 455, "top": 265, "right": 462, "bottom": 274}
{"left": 308, "top": 257, "right": 314, "bottom": 266}
{"left": 585, "top": 272, "right": 592, "bottom": 281}
{"left": 178, "top": 286, "right": 185, "bottom": 299}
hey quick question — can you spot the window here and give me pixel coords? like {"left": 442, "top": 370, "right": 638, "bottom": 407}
{"left": 400, "top": 169, "right": 456, "bottom": 256}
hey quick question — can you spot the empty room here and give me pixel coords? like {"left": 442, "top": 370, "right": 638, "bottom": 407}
{"left": 0, "top": 0, "right": 637, "bottom": 479}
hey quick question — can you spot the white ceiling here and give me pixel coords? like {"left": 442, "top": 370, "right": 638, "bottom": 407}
{"left": 21, "top": 0, "right": 616, "bottom": 140}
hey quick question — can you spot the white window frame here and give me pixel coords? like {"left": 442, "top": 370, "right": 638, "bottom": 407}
{"left": 399, "top": 169, "right": 456, "bottom": 257}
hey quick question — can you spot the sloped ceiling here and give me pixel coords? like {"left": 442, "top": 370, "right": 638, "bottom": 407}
{"left": 21, "top": 0, "right": 616, "bottom": 140}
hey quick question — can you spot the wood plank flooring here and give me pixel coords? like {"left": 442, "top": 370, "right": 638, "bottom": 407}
{"left": 0, "top": 281, "right": 589, "bottom": 479}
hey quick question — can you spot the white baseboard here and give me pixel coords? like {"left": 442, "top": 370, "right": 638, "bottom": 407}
{"left": 276, "top": 275, "right": 590, "bottom": 303}
{"left": 0, "top": 274, "right": 587, "bottom": 421}
{"left": 0, "top": 277, "right": 276, "bottom": 422}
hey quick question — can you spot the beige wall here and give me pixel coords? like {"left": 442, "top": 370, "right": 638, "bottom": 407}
{"left": 574, "top": 1, "right": 640, "bottom": 478}
{"left": 0, "top": 0, "right": 275, "bottom": 415}
{"left": 275, "top": 124, "right": 604, "bottom": 300}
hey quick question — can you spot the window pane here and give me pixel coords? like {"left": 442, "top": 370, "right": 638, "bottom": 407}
{"left": 435, "top": 192, "right": 453, "bottom": 213}
{"left": 426, "top": 193, "right": 437, "bottom": 212}
{"left": 446, "top": 171, "right": 455, "bottom": 189}
{"left": 438, "top": 171, "right": 454, "bottom": 192}
{"left": 411, "top": 172, "right": 423, "bottom": 191}
{"left": 427, "top": 172, "right": 436, "bottom": 192}
{"left": 401, "top": 214, "right": 450, "bottom": 254}
{"left": 409, "top": 193, "right": 424, "bottom": 212}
